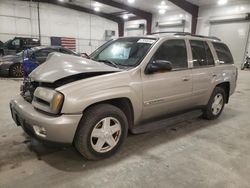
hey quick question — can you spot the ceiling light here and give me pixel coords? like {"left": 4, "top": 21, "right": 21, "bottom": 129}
{"left": 93, "top": 2, "right": 102, "bottom": 7}
{"left": 58, "top": 0, "right": 64, "bottom": 2}
{"left": 123, "top": 14, "right": 129, "bottom": 20}
{"left": 161, "top": 1, "right": 166, "bottom": 5}
{"left": 94, "top": 7, "right": 100, "bottom": 11}
{"left": 218, "top": 0, "right": 228, "bottom": 5}
{"left": 128, "top": 0, "right": 135, "bottom": 3}
{"left": 159, "top": 9, "right": 166, "bottom": 14}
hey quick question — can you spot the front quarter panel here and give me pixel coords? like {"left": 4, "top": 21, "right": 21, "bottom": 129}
{"left": 56, "top": 70, "right": 143, "bottom": 124}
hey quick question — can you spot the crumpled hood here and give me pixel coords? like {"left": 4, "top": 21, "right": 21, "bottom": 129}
{"left": 29, "top": 52, "right": 120, "bottom": 83}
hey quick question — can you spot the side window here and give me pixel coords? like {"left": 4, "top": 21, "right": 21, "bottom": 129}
{"left": 59, "top": 48, "right": 72, "bottom": 54}
{"left": 153, "top": 39, "right": 188, "bottom": 70}
{"left": 11, "top": 39, "right": 20, "bottom": 47}
{"left": 204, "top": 42, "right": 214, "bottom": 65}
{"left": 36, "top": 49, "right": 55, "bottom": 57}
{"left": 190, "top": 40, "right": 214, "bottom": 67}
{"left": 213, "top": 42, "right": 234, "bottom": 64}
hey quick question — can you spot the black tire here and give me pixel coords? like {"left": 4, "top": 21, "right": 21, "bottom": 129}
{"left": 74, "top": 104, "right": 128, "bottom": 160}
{"left": 9, "top": 63, "right": 24, "bottom": 77}
{"left": 241, "top": 63, "right": 246, "bottom": 70}
{"left": 203, "top": 87, "right": 226, "bottom": 120}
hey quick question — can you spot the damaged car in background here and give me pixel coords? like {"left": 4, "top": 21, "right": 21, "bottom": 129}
{"left": 0, "top": 46, "right": 80, "bottom": 77}
{"left": 10, "top": 34, "right": 237, "bottom": 160}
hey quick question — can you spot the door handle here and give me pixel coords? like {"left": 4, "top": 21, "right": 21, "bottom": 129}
{"left": 182, "top": 76, "right": 190, "bottom": 81}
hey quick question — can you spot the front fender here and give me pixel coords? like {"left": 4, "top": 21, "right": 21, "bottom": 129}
{"left": 61, "top": 86, "right": 142, "bottom": 124}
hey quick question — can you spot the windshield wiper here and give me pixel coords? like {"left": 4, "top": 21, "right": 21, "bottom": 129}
{"left": 98, "top": 59, "right": 119, "bottom": 68}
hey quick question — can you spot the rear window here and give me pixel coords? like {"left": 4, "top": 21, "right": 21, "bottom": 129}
{"left": 213, "top": 43, "right": 234, "bottom": 64}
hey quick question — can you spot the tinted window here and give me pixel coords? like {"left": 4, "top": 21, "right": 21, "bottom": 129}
{"left": 12, "top": 39, "right": 20, "bottom": 47}
{"left": 153, "top": 39, "right": 188, "bottom": 69}
{"left": 190, "top": 40, "right": 214, "bottom": 67}
{"left": 204, "top": 42, "right": 214, "bottom": 65}
{"left": 59, "top": 48, "right": 73, "bottom": 54}
{"left": 213, "top": 42, "right": 234, "bottom": 64}
{"left": 35, "top": 49, "right": 56, "bottom": 57}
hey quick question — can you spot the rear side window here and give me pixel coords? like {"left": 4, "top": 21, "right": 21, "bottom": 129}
{"left": 190, "top": 40, "right": 214, "bottom": 67}
{"left": 213, "top": 43, "right": 234, "bottom": 64}
{"left": 153, "top": 39, "right": 188, "bottom": 70}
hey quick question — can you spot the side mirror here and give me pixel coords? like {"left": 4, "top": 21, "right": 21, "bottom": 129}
{"left": 81, "top": 52, "right": 90, "bottom": 59}
{"left": 145, "top": 60, "right": 173, "bottom": 74}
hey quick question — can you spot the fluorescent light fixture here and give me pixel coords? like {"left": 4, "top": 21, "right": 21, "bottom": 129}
{"left": 159, "top": 9, "right": 166, "bottom": 14}
{"left": 218, "top": 0, "right": 228, "bottom": 5}
{"left": 128, "top": 0, "right": 135, "bottom": 3}
{"left": 58, "top": 0, "right": 64, "bottom": 2}
{"left": 94, "top": 7, "right": 100, "bottom": 11}
{"left": 93, "top": 2, "right": 102, "bottom": 7}
{"left": 161, "top": 1, "right": 166, "bottom": 5}
{"left": 123, "top": 14, "right": 129, "bottom": 20}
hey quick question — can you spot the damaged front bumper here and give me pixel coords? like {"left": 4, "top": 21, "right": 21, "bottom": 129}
{"left": 10, "top": 95, "right": 82, "bottom": 144}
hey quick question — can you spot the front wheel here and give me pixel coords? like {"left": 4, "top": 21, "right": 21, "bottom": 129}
{"left": 203, "top": 87, "right": 226, "bottom": 120}
{"left": 9, "top": 63, "right": 24, "bottom": 77}
{"left": 74, "top": 104, "right": 128, "bottom": 160}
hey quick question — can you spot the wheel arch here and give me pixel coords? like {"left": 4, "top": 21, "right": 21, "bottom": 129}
{"left": 80, "top": 97, "right": 135, "bottom": 130}
{"left": 9, "top": 62, "right": 22, "bottom": 77}
{"left": 215, "top": 82, "right": 230, "bottom": 103}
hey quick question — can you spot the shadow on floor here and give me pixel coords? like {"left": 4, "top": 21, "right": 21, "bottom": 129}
{"left": 23, "top": 108, "right": 237, "bottom": 172}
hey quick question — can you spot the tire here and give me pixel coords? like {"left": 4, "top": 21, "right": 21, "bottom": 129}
{"left": 241, "top": 63, "right": 246, "bottom": 70}
{"left": 74, "top": 104, "right": 128, "bottom": 160}
{"left": 9, "top": 63, "right": 24, "bottom": 77}
{"left": 203, "top": 87, "right": 226, "bottom": 120}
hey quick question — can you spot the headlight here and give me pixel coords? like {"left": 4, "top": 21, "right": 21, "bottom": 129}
{"left": 32, "top": 87, "right": 64, "bottom": 114}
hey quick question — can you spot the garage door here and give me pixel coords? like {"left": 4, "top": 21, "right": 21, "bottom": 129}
{"left": 210, "top": 22, "right": 250, "bottom": 66}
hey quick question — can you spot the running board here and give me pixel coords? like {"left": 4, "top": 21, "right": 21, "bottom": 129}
{"left": 131, "top": 110, "right": 203, "bottom": 134}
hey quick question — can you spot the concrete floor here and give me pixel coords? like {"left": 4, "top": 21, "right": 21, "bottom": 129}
{"left": 0, "top": 71, "right": 249, "bottom": 188}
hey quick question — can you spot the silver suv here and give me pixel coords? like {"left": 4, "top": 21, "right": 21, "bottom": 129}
{"left": 10, "top": 32, "right": 237, "bottom": 160}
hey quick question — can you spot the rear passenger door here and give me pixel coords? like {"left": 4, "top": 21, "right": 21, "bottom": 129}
{"left": 189, "top": 40, "right": 215, "bottom": 106}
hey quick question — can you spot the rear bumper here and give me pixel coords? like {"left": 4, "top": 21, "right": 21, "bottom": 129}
{"left": 10, "top": 96, "right": 82, "bottom": 143}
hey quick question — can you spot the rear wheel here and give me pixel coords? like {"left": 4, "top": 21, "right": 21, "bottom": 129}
{"left": 9, "top": 63, "right": 24, "bottom": 77}
{"left": 203, "top": 87, "right": 226, "bottom": 120}
{"left": 74, "top": 104, "right": 128, "bottom": 160}
{"left": 241, "top": 62, "right": 246, "bottom": 70}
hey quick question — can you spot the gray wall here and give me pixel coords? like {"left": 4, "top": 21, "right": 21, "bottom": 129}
{"left": 0, "top": 0, "right": 118, "bottom": 54}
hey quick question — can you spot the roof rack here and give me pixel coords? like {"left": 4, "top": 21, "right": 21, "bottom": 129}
{"left": 150, "top": 31, "right": 221, "bottom": 41}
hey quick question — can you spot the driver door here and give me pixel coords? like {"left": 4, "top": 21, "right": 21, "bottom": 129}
{"left": 141, "top": 39, "right": 193, "bottom": 120}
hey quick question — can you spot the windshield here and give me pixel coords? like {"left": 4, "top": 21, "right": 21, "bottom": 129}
{"left": 90, "top": 37, "right": 157, "bottom": 67}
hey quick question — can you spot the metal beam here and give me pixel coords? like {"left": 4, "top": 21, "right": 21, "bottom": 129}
{"left": 95, "top": 0, "right": 152, "bottom": 34}
{"left": 20, "top": 0, "right": 124, "bottom": 36}
{"left": 168, "top": 0, "right": 199, "bottom": 34}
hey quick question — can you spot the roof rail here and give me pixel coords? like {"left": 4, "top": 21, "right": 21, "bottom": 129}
{"left": 150, "top": 31, "right": 221, "bottom": 41}
{"left": 150, "top": 31, "right": 191, "bottom": 35}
